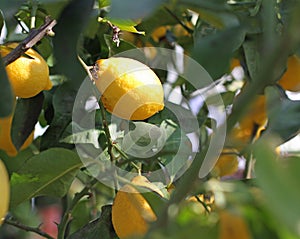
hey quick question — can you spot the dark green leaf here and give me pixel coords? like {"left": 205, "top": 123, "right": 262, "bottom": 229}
{"left": 109, "top": 0, "right": 165, "bottom": 20}
{"left": 264, "top": 86, "right": 300, "bottom": 142}
{"left": 254, "top": 139, "right": 300, "bottom": 237}
{"left": 10, "top": 148, "right": 82, "bottom": 208}
{"left": 104, "top": 34, "right": 138, "bottom": 57}
{"left": 178, "top": 0, "right": 227, "bottom": 12}
{"left": 11, "top": 93, "right": 44, "bottom": 150}
{"left": 40, "top": 84, "right": 77, "bottom": 150}
{"left": 192, "top": 26, "right": 245, "bottom": 79}
{"left": 195, "top": 8, "right": 239, "bottom": 29}
{"left": 68, "top": 205, "right": 116, "bottom": 239}
{"left": 53, "top": 0, "right": 94, "bottom": 88}
{"left": 0, "top": 1, "right": 23, "bottom": 19}
{"left": 0, "top": 56, "right": 14, "bottom": 117}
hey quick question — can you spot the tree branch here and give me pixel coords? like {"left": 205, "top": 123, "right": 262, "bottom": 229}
{"left": 2, "top": 16, "right": 57, "bottom": 66}
{"left": 4, "top": 218, "right": 55, "bottom": 239}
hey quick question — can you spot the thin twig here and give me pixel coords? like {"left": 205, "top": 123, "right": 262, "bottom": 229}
{"left": 163, "top": 6, "right": 193, "bottom": 34}
{"left": 57, "top": 179, "right": 98, "bottom": 239}
{"left": 2, "top": 16, "right": 56, "bottom": 66}
{"left": 4, "top": 218, "right": 55, "bottom": 239}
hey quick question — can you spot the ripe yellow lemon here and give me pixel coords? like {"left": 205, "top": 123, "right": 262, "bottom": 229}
{"left": 0, "top": 115, "right": 34, "bottom": 156}
{"left": 278, "top": 55, "right": 300, "bottom": 92}
{"left": 0, "top": 42, "right": 52, "bottom": 98}
{"left": 94, "top": 57, "right": 164, "bottom": 120}
{"left": 219, "top": 210, "right": 251, "bottom": 239}
{"left": 112, "top": 175, "right": 164, "bottom": 239}
{"left": 212, "top": 149, "right": 239, "bottom": 177}
{"left": 0, "top": 160, "right": 10, "bottom": 225}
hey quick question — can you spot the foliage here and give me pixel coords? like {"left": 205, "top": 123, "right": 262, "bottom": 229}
{"left": 0, "top": 0, "right": 300, "bottom": 239}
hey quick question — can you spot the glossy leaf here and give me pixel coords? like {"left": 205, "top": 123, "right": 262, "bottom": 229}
{"left": 10, "top": 148, "right": 82, "bottom": 208}
{"left": 0, "top": 57, "right": 14, "bottom": 117}
{"left": 68, "top": 205, "right": 116, "bottom": 239}
{"left": 192, "top": 26, "right": 245, "bottom": 79}
{"left": 103, "top": 18, "right": 145, "bottom": 35}
{"left": 53, "top": 0, "right": 93, "bottom": 88}
{"left": 264, "top": 86, "right": 300, "bottom": 142}
{"left": 11, "top": 93, "right": 44, "bottom": 150}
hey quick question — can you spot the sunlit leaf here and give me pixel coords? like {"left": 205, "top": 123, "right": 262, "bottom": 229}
{"left": 10, "top": 148, "right": 82, "bottom": 208}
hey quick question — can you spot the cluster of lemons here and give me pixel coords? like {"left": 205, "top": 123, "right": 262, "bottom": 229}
{"left": 0, "top": 43, "right": 52, "bottom": 225}
{"left": 0, "top": 42, "right": 53, "bottom": 156}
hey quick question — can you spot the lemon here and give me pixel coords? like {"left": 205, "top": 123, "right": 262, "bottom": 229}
{"left": 212, "top": 149, "right": 239, "bottom": 177}
{"left": 111, "top": 175, "right": 164, "bottom": 239}
{"left": 219, "top": 210, "right": 251, "bottom": 239}
{"left": 94, "top": 57, "right": 164, "bottom": 120}
{"left": 0, "top": 160, "right": 9, "bottom": 225}
{"left": 230, "top": 58, "right": 241, "bottom": 71}
{"left": 0, "top": 114, "right": 34, "bottom": 156}
{"left": 278, "top": 55, "right": 300, "bottom": 92}
{"left": 230, "top": 95, "right": 267, "bottom": 149}
{"left": 0, "top": 42, "right": 52, "bottom": 98}
{"left": 151, "top": 26, "right": 170, "bottom": 42}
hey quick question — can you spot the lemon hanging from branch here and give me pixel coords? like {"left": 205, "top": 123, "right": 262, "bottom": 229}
{"left": 0, "top": 42, "right": 52, "bottom": 98}
{"left": 112, "top": 175, "right": 165, "bottom": 239}
{"left": 92, "top": 57, "right": 164, "bottom": 120}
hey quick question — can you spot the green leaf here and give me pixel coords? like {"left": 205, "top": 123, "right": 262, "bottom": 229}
{"left": 61, "top": 128, "right": 105, "bottom": 148}
{"left": 40, "top": 84, "right": 77, "bottom": 150}
{"left": 196, "top": 8, "right": 240, "bottom": 29}
{"left": 192, "top": 26, "right": 245, "bottom": 79}
{"left": 264, "top": 86, "right": 300, "bottom": 142}
{"left": 104, "top": 34, "right": 138, "bottom": 57}
{"left": 178, "top": 0, "right": 227, "bottom": 12}
{"left": 121, "top": 122, "right": 167, "bottom": 157}
{"left": 109, "top": 0, "right": 165, "bottom": 19}
{"left": 103, "top": 18, "right": 145, "bottom": 35}
{"left": 242, "top": 36, "right": 261, "bottom": 81}
{"left": 11, "top": 93, "right": 44, "bottom": 150}
{"left": 149, "top": 102, "right": 199, "bottom": 134}
{"left": 0, "top": 56, "right": 14, "bottom": 117}
{"left": 254, "top": 139, "right": 300, "bottom": 237}
{"left": 68, "top": 205, "right": 116, "bottom": 239}
{"left": 0, "top": 1, "right": 23, "bottom": 18}
{"left": 10, "top": 148, "right": 82, "bottom": 208}
{"left": 98, "top": 0, "right": 110, "bottom": 9}
{"left": 53, "top": 0, "right": 94, "bottom": 88}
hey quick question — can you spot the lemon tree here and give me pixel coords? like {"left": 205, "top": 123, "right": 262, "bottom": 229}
{"left": 0, "top": 1, "right": 300, "bottom": 239}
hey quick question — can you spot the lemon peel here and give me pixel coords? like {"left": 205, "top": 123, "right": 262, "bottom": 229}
{"left": 212, "top": 149, "right": 239, "bottom": 177}
{"left": 0, "top": 100, "right": 34, "bottom": 156}
{"left": 219, "top": 210, "right": 251, "bottom": 239}
{"left": 94, "top": 57, "right": 164, "bottom": 120}
{"left": 278, "top": 55, "right": 300, "bottom": 92}
{"left": 1, "top": 42, "right": 52, "bottom": 98}
{"left": 111, "top": 175, "right": 164, "bottom": 239}
{"left": 0, "top": 160, "right": 9, "bottom": 225}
